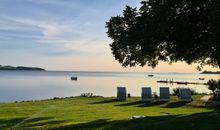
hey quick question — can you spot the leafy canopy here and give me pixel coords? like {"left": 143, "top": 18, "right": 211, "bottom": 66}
{"left": 106, "top": 0, "right": 220, "bottom": 69}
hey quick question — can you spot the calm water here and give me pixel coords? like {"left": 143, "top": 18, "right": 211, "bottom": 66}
{"left": 0, "top": 71, "right": 220, "bottom": 102}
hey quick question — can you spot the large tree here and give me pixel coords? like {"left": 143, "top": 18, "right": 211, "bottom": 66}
{"left": 106, "top": 0, "right": 219, "bottom": 69}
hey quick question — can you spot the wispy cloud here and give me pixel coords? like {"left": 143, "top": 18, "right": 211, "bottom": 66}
{"left": 0, "top": 0, "right": 141, "bottom": 71}
{"left": 12, "top": 16, "right": 111, "bottom": 53}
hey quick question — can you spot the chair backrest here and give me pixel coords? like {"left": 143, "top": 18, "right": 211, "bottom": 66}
{"left": 141, "top": 87, "right": 152, "bottom": 101}
{"left": 160, "top": 87, "right": 170, "bottom": 101}
{"left": 179, "top": 88, "right": 192, "bottom": 102}
{"left": 117, "top": 87, "right": 126, "bottom": 100}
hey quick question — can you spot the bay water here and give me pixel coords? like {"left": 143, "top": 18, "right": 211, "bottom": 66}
{"left": 0, "top": 71, "right": 219, "bottom": 102}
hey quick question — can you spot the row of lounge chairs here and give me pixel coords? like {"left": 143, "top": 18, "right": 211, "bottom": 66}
{"left": 117, "top": 87, "right": 192, "bottom": 102}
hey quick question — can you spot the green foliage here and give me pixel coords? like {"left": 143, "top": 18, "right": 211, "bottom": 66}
{"left": 207, "top": 79, "right": 220, "bottom": 100}
{"left": 172, "top": 88, "right": 197, "bottom": 96}
{"left": 209, "top": 0, "right": 220, "bottom": 60}
{"left": 190, "top": 89, "right": 197, "bottom": 95}
{"left": 172, "top": 88, "right": 180, "bottom": 96}
{"left": 207, "top": 79, "right": 218, "bottom": 92}
{"left": 106, "top": 0, "right": 220, "bottom": 68}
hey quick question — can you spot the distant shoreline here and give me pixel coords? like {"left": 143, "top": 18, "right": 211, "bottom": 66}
{"left": 0, "top": 65, "right": 45, "bottom": 71}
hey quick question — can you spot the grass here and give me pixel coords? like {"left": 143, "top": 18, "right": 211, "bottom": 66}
{"left": 0, "top": 95, "right": 219, "bottom": 130}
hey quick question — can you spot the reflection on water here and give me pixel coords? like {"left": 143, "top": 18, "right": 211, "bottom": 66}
{"left": 0, "top": 71, "right": 220, "bottom": 102}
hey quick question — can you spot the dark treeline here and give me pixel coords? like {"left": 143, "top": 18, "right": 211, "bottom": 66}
{"left": 0, "top": 65, "right": 45, "bottom": 71}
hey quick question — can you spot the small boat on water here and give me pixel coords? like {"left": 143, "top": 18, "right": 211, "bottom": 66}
{"left": 199, "top": 78, "right": 205, "bottom": 80}
{"left": 71, "top": 76, "right": 77, "bottom": 81}
{"left": 148, "top": 75, "right": 154, "bottom": 77}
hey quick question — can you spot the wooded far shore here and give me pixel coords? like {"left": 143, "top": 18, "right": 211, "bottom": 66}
{"left": 0, "top": 65, "right": 45, "bottom": 71}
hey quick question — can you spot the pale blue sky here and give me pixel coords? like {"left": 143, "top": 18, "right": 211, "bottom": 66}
{"left": 0, "top": 0, "right": 218, "bottom": 72}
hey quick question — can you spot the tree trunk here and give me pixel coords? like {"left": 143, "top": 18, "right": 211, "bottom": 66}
{"left": 217, "top": 60, "right": 220, "bottom": 69}
{"left": 213, "top": 91, "right": 216, "bottom": 100}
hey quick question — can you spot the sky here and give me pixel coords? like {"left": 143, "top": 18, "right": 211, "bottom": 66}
{"left": 0, "top": 0, "right": 218, "bottom": 72}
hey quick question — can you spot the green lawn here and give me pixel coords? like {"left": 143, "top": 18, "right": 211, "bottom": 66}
{"left": 0, "top": 96, "right": 219, "bottom": 130}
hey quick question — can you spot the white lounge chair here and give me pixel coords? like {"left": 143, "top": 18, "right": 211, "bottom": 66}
{"left": 141, "top": 87, "right": 152, "bottom": 102}
{"left": 117, "top": 87, "right": 126, "bottom": 101}
{"left": 159, "top": 87, "right": 170, "bottom": 101}
{"left": 179, "top": 88, "right": 192, "bottom": 102}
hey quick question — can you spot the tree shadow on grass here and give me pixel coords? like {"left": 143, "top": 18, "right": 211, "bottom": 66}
{"left": 2, "top": 109, "right": 220, "bottom": 130}
{"left": 114, "top": 101, "right": 168, "bottom": 107}
{"left": 7, "top": 117, "right": 69, "bottom": 130}
{"left": 19, "top": 117, "right": 63, "bottom": 127}
{"left": 138, "top": 101, "right": 168, "bottom": 107}
{"left": 0, "top": 117, "right": 26, "bottom": 129}
{"left": 89, "top": 98, "right": 169, "bottom": 107}
{"left": 49, "top": 119, "right": 110, "bottom": 130}
{"left": 114, "top": 101, "right": 143, "bottom": 106}
{"left": 163, "top": 101, "right": 188, "bottom": 108}
{"left": 89, "top": 99, "right": 118, "bottom": 104}
{"left": 47, "top": 110, "right": 220, "bottom": 130}
{"left": 90, "top": 99, "right": 208, "bottom": 109}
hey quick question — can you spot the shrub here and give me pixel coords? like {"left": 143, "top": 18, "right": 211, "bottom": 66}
{"left": 207, "top": 79, "right": 220, "bottom": 100}
{"left": 172, "top": 88, "right": 197, "bottom": 97}
{"left": 172, "top": 88, "right": 180, "bottom": 97}
{"left": 207, "top": 79, "right": 218, "bottom": 93}
{"left": 190, "top": 89, "right": 197, "bottom": 95}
